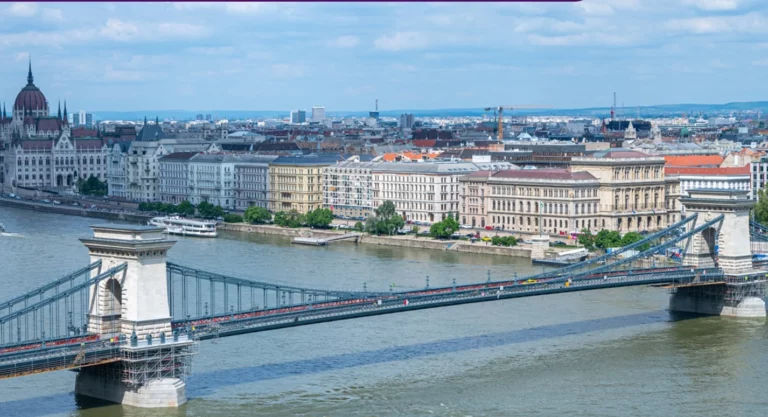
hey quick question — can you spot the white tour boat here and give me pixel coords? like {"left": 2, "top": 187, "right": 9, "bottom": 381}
{"left": 148, "top": 216, "right": 217, "bottom": 237}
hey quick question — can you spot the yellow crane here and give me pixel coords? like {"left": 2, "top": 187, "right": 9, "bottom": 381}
{"left": 483, "top": 105, "right": 548, "bottom": 141}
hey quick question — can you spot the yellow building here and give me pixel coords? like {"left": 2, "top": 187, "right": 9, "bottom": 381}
{"left": 267, "top": 155, "right": 340, "bottom": 214}
{"left": 570, "top": 149, "right": 672, "bottom": 233}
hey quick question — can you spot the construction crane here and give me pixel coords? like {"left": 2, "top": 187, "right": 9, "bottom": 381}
{"left": 483, "top": 105, "right": 547, "bottom": 141}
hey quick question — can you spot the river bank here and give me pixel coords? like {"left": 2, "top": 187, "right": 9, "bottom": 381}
{"left": 220, "top": 222, "right": 532, "bottom": 258}
{"left": 0, "top": 197, "right": 152, "bottom": 223}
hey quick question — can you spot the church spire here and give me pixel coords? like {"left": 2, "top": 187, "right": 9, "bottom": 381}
{"left": 58, "top": 101, "right": 62, "bottom": 119}
{"left": 156, "top": 116, "right": 159, "bottom": 125}
{"left": 144, "top": 116, "right": 147, "bottom": 126}
{"left": 63, "top": 100, "right": 68, "bottom": 124}
{"left": 27, "top": 56, "right": 34, "bottom": 85}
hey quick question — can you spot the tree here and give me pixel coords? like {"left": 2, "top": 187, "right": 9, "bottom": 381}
{"left": 365, "top": 201, "right": 404, "bottom": 235}
{"left": 197, "top": 201, "right": 224, "bottom": 219}
{"left": 223, "top": 213, "right": 243, "bottom": 223}
{"left": 577, "top": 228, "right": 595, "bottom": 250}
{"left": 244, "top": 206, "right": 272, "bottom": 224}
{"left": 621, "top": 231, "right": 649, "bottom": 251}
{"left": 305, "top": 208, "right": 333, "bottom": 229}
{"left": 78, "top": 175, "right": 108, "bottom": 196}
{"left": 274, "top": 209, "right": 304, "bottom": 228}
{"left": 411, "top": 226, "right": 420, "bottom": 236}
{"left": 754, "top": 188, "right": 768, "bottom": 225}
{"left": 176, "top": 200, "right": 196, "bottom": 217}
{"left": 353, "top": 221, "right": 364, "bottom": 232}
{"left": 595, "top": 229, "right": 622, "bottom": 249}
{"left": 430, "top": 212, "right": 460, "bottom": 239}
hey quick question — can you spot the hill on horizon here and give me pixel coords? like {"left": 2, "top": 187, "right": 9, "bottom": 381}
{"left": 92, "top": 101, "right": 768, "bottom": 121}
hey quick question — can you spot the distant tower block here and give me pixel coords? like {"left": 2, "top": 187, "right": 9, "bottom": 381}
{"left": 80, "top": 225, "right": 176, "bottom": 339}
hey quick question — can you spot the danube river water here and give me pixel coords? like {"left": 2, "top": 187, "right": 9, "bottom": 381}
{"left": 1, "top": 206, "right": 767, "bottom": 417}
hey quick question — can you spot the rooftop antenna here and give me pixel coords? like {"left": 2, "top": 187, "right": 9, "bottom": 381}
{"left": 375, "top": 99, "right": 378, "bottom": 112}
{"left": 611, "top": 92, "right": 616, "bottom": 121}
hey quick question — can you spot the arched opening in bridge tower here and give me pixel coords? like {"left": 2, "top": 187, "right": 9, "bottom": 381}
{"left": 102, "top": 278, "right": 123, "bottom": 334}
{"left": 701, "top": 227, "right": 718, "bottom": 268}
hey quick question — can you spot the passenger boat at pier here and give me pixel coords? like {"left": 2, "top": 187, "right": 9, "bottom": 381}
{"left": 148, "top": 216, "right": 217, "bottom": 237}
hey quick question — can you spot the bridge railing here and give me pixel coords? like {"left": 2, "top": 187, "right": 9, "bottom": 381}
{"left": 166, "top": 262, "right": 383, "bottom": 323}
{"left": 0, "top": 263, "right": 127, "bottom": 348}
{"left": 523, "top": 214, "right": 700, "bottom": 281}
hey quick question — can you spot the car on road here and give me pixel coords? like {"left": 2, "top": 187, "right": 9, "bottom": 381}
{"left": 481, "top": 236, "right": 491, "bottom": 242}
{"left": 551, "top": 241, "right": 567, "bottom": 246}
{"left": 460, "top": 224, "right": 473, "bottom": 229}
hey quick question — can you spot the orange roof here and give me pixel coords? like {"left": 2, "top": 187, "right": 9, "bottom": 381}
{"left": 665, "top": 165, "right": 750, "bottom": 176}
{"left": 664, "top": 155, "right": 724, "bottom": 167}
{"left": 382, "top": 151, "right": 441, "bottom": 162}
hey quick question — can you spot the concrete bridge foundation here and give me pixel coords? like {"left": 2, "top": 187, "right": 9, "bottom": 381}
{"left": 75, "top": 371, "right": 186, "bottom": 408}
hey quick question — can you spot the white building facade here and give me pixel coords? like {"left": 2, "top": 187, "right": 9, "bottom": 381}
{"left": 323, "top": 161, "right": 379, "bottom": 218}
{"left": 233, "top": 155, "right": 278, "bottom": 210}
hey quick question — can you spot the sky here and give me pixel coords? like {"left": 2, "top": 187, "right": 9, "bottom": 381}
{"left": 1, "top": 0, "right": 767, "bottom": 113}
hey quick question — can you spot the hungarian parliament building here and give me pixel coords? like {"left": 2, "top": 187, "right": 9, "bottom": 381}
{"left": 0, "top": 61, "right": 109, "bottom": 190}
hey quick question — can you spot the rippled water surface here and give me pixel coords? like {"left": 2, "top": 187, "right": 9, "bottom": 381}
{"left": 1, "top": 206, "right": 767, "bottom": 417}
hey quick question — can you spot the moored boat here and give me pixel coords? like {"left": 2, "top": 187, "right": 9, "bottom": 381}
{"left": 148, "top": 216, "right": 217, "bottom": 237}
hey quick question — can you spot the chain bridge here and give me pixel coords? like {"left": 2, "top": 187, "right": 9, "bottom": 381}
{"left": 1, "top": 189, "right": 766, "bottom": 408}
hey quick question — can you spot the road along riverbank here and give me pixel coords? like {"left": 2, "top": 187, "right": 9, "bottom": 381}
{"left": 220, "top": 222, "right": 532, "bottom": 258}
{"left": 0, "top": 197, "right": 151, "bottom": 223}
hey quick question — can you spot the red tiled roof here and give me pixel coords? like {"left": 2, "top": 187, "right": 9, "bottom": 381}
{"left": 20, "top": 140, "right": 53, "bottom": 150}
{"left": 412, "top": 139, "right": 437, "bottom": 148}
{"left": 665, "top": 165, "right": 750, "bottom": 176}
{"left": 72, "top": 128, "right": 98, "bottom": 138}
{"left": 35, "top": 118, "right": 63, "bottom": 132}
{"left": 492, "top": 168, "right": 596, "bottom": 181}
{"left": 664, "top": 155, "right": 724, "bottom": 167}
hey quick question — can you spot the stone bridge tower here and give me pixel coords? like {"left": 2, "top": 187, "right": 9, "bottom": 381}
{"left": 673, "top": 189, "right": 766, "bottom": 317}
{"left": 80, "top": 224, "right": 176, "bottom": 339}
{"left": 76, "top": 225, "right": 191, "bottom": 408}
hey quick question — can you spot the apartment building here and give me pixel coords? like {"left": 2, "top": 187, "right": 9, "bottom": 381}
{"left": 158, "top": 152, "right": 197, "bottom": 203}
{"left": 234, "top": 155, "right": 278, "bottom": 210}
{"left": 323, "top": 160, "right": 380, "bottom": 218}
{"left": 187, "top": 154, "right": 237, "bottom": 209}
{"left": 268, "top": 155, "right": 342, "bottom": 213}
{"left": 371, "top": 162, "right": 480, "bottom": 223}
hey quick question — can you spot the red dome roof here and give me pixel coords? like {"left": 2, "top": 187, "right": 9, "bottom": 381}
{"left": 15, "top": 85, "right": 47, "bottom": 112}
{"left": 14, "top": 60, "right": 47, "bottom": 112}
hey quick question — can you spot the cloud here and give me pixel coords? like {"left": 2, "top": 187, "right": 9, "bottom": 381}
{"left": 374, "top": 32, "right": 430, "bottom": 51}
{"left": 41, "top": 8, "right": 63, "bottom": 22}
{"left": 173, "top": 2, "right": 277, "bottom": 15}
{"left": 391, "top": 64, "right": 417, "bottom": 72}
{"left": 104, "top": 65, "right": 157, "bottom": 82}
{"left": 681, "top": 0, "right": 741, "bottom": 11}
{"left": 99, "top": 19, "right": 209, "bottom": 42}
{"left": 753, "top": 58, "right": 768, "bottom": 66}
{"left": 528, "top": 33, "right": 635, "bottom": 47}
{"left": 187, "top": 46, "right": 235, "bottom": 56}
{"left": 7, "top": 2, "right": 37, "bottom": 17}
{"left": 271, "top": 63, "right": 306, "bottom": 79}
{"left": 327, "top": 35, "right": 360, "bottom": 48}
{"left": 666, "top": 13, "right": 768, "bottom": 34}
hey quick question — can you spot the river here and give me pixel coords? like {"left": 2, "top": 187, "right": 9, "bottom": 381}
{"left": 1, "top": 206, "right": 767, "bottom": 417}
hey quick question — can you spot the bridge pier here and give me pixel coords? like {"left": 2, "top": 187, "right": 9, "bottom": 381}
{"left": 74, "top": 225, "right": 194, "bottom": 408}
{"left": 670, "top": 190, "right": 766, "bottom": 318}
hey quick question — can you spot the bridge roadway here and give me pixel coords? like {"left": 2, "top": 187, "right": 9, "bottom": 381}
{"left": 0, "top": 265, "right": 724, "bottom": 379}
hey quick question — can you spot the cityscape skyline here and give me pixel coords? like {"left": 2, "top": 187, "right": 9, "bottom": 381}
{"left": 1, "top": 1, "right": 768, "bottom": 112}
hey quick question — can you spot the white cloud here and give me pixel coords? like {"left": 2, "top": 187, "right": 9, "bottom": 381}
{"left": 271, "top": 63, "right": 306, "bottom": 79}
{"left": 374, "top": 32, "right": 430, "bottom": 51}
{"left": 187, "top": 46, "right": 235, "bottom": 56}
{"left": 7, "top": 2, "right": 38, "bottom": 17}
{"left": 528, "top": 33, "right": 635, "bottom": 47}
{"left": 99, "top": 19, "right": 209, "bottom": 42}
{"left": 391, "top": 64, "right": 417, "bottom": 72}
{"left": 666, "top": 13, "right": 768, "bottom": 34}
{"left": 327, "top": 36, "right": 360, "bottom": 48}
{"left": 681, "top": 0, "right": 741, "bottom": 11}
{"left": 104, "top": 65, "right": 157, "bottom": 82}
{"left": 173, "top": 2, "right": 277, "bottom": 15}
{"left": 41, "top": 8, "right": 63, "bottom": 22}
{"left": 753, "top": 58, "right": 768, "bottom": 66}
